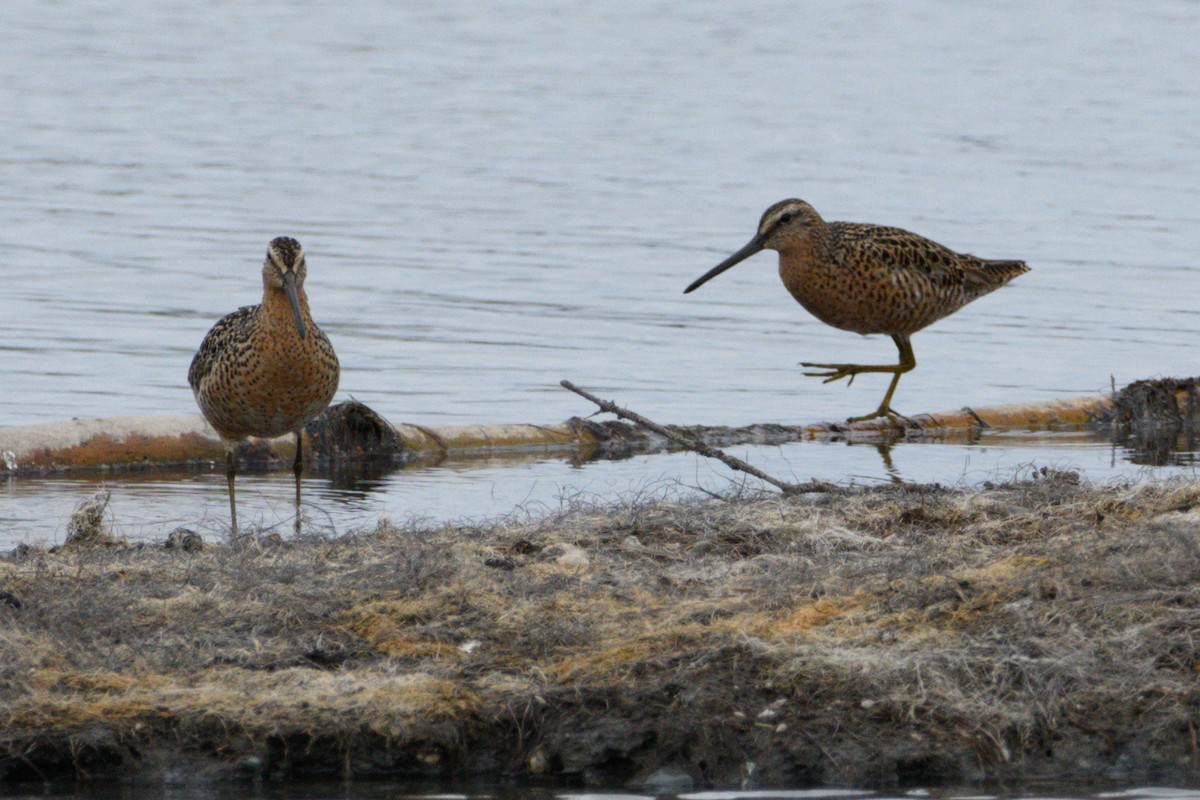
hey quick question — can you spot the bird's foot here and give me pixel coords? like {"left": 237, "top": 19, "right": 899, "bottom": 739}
{"left": 800, "top": 361, "right": 875, "bottom": 387}
{"left": 846, "top": 405, "right": 920, "bottom": 429}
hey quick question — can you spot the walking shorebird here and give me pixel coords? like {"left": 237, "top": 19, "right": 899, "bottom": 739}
{"left": 189, "top": 237, "right": 340, "bottom": 534}
{"left": 684, "top": 199, "right": 1028, "bottom": 423}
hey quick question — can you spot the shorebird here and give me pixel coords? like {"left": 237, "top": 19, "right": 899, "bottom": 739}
{"left": 685, "top": 199, "right": 1028, "bottom": 422}
{"left": 189, "top": 237, "right": 340, "bottom": 534}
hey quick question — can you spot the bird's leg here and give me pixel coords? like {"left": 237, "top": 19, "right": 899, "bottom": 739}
{"left": 293, "top": 431, "right": 303, "bottom": 535}
{"left": 801, "top": 334, "right": 919, "bottom": 424}
{"left": 848, "top": 334, "right": 917, "bottom": 423}
{"left": 225, "top": 446, "right": 239, "bottom": 537}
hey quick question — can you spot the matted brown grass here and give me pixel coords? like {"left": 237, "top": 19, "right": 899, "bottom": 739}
{"left": 4, "top": 473, "right": 1200, "bottom": 787}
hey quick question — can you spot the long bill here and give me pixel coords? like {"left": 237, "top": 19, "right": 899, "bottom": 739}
{"left": 683, "top": 235, "right": 765, "bottom": 293}
{"left": 282, "top": 271, "right": 308, "bottom": 340}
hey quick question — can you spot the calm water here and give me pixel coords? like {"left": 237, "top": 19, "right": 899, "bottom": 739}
{"left": 2, "top": 432, "right": 1195, "bottom": 548}
{"left": 2, "top": 2, "right": 1200, "bottom": 542}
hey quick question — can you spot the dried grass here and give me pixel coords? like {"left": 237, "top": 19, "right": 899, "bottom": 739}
{"left": 4, "top": 473, "right": 1200, "bottom": 786}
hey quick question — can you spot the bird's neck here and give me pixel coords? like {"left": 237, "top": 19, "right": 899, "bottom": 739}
{"left": 776, "top": 231, "right": 830, "bottom": 289}
{"left": 262, "top": 284, "right": 311, "bottom": 333}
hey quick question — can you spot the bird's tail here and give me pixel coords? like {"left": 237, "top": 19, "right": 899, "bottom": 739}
{"left": 983, "top": 259, "right": 1031, "bottom": 283}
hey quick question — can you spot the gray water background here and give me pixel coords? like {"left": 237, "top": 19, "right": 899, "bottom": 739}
{"left": 2, "top": 1, "right": 1199, "bottom": 544}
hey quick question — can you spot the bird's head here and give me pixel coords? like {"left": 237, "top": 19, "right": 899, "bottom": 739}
{"left": 684, "top": 199, "right": 825, "bottom": 293}
{"left": 261, "top": 236, "right": 308, "bottom": 339}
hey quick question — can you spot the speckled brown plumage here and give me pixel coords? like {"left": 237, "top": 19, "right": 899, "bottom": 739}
{"left": 189, "top": 236, "right": 339, "bottom": 533}
{"left": 685, "top": 199, "right": 1029, "bottom": 422}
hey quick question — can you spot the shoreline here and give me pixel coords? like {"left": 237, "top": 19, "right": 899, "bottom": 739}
{"left": 4, "top": 474, "right": 1200, "bottom": 789}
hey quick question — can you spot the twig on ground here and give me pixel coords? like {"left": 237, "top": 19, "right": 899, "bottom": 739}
{"left": 560, "top": 379, "right": 831, "bottom": 496}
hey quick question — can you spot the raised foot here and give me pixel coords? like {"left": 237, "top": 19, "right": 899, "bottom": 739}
{"left": 806, "top": 362, "right": 873, "bottom": 388}
{"left": 800, "top": 361, "right": 897, "bottom": 387}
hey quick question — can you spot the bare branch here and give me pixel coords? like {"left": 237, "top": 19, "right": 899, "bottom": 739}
{"left": 560, "top": 380, "right": 830, "bottom": 495}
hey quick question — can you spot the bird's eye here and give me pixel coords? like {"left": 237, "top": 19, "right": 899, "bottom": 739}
{"left": 779, "top": 213, "right": 793, "bottom": 224}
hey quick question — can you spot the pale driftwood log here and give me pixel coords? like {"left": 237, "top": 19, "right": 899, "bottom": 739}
{"left": 0, "top": 406, "right": 585, "bottom": 477}
{"left": 560, "top": 380, "right": 833, "bottom": 496}
{"left": 1, "top": 378, "right": 1187, "bottom": 478}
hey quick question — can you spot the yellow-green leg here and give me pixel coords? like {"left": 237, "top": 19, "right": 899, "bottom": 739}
{"left": 225, "top": 446, "right": 239, "bottom": 536}
{"left": 801, "top": 333, "right": 917, "bottom": 423}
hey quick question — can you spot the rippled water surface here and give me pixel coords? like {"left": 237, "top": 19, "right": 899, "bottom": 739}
{"left": 2, "top": 1, "right": 1200, "bottom": 544}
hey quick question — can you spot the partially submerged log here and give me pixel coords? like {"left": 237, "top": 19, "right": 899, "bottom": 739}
{"left": 0, "top": 415, "right": 225, "bottom": 476}
{"left": 0, "top": 402, "right": 587, "bottom": 477}
{"left": 0, "top": 379, "right": 1195, "bottom": 477}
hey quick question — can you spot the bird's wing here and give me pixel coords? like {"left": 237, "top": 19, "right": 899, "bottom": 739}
{"left": 832, "top": 223, "right": 1026, "bottom": 292}
{"left": 187, "top": 305, "right": 258, "bottom": 391}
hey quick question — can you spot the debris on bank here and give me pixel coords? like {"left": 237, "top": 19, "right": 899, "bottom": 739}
{"left": 62, "top": 490, "right": 115, "bottom": 548}
{"left": 3, "top": 474, "right": 1200, "bottom": 788}
{"left": 1109, "top": 376, "right": 1200, "bottom": 426}
{"left": 1106, "top": 377, "right": 1200, "bottom": 467}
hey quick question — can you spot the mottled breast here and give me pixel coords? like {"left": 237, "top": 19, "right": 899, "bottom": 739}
{"left": 189, "top": 306, "right": 340, "bottom": 441}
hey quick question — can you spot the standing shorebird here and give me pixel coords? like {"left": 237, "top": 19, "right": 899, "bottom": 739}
{"left": 684, "top": 199, "right": 1029, "bottom": 422}
{"left": 189, "top": 237, "right": 340, "bottom": 534}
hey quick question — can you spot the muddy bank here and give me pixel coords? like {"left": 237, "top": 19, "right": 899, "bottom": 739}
{"left": 3, "top": 474, "right": 1200, "bottom": 790}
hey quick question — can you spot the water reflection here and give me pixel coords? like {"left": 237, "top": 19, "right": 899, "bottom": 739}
{"left": 872, "top": 443, "right": 902, "bottom": 484}
{"left": 1117, "top": 426, "right": 1200, "bottom": 468}
{"left": 4, "top": 426, "right": 1199, "bottom": 549}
